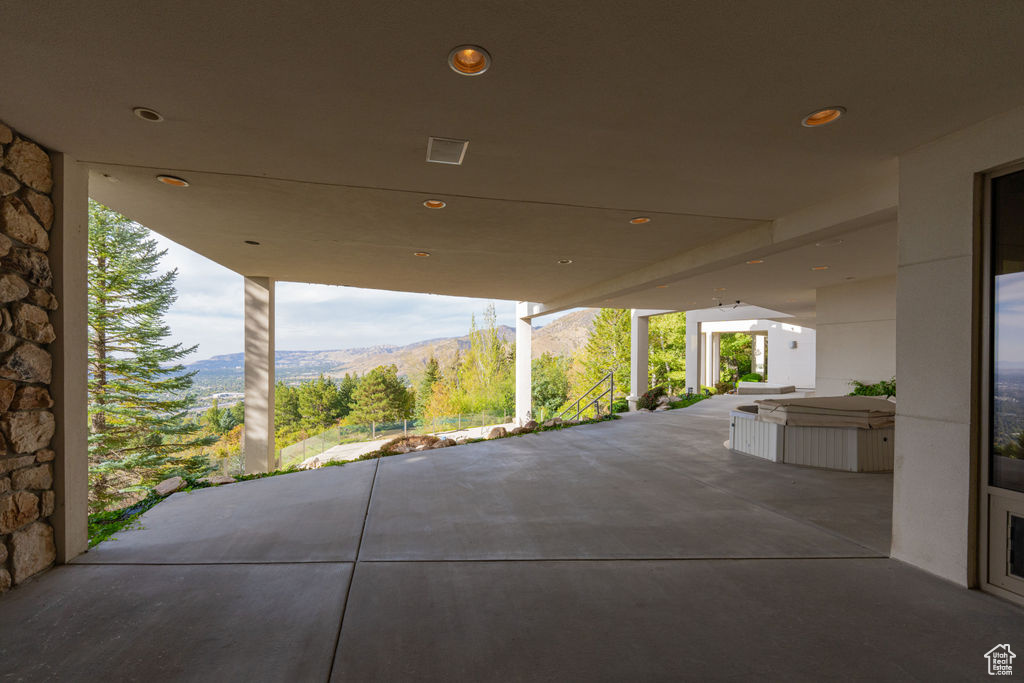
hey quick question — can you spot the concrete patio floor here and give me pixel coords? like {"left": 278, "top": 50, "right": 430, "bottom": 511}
{"left": 2, "top": 395, "right": 1023, "bottom": 681}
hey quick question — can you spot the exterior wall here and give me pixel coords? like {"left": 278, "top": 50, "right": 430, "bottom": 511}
{"left": 895, "top": 104, "right": 1024, "bottom": 586}
{"left": 766, "top": 324, "right": 816, "bottom": 388}
{"left": 0, "top": 120, "right": 61, "bottom": 590}
{"left": 815, "top": 275, "right": 896, "bottom": 396}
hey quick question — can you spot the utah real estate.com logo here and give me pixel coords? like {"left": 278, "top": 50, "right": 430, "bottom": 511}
{"left": 985, "top": 644, "right": 1016, "bottom": 676}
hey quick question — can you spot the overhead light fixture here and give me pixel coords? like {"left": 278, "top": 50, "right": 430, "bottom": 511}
{"left": 815, "top": 238, "right": 844, "bottom": 247}
{"left": 630, "top": 217, "right": 651, "bottom": 225}
{"left": 811, "top": 265, "right": 830, "bottom": 271}
{"left": 746, "top": 259, "right": 764, "bottom": 265}
{"left": 423, "top": 199, "right": 446, "bottom": 209}
{"left": 426, "top": 137, "right": 469, "bottom": 165}
{"left": 713, "top": 287, "right": 727, "bottom": 292}
{"left": 802, "top": 107, "right": 845, "bottom": 127}
{"left": 656, "top": 284, "right": 668, "bottom": 289}
{"left": 244, "top": 240, "right": 260, "bottom": 246}
{"left": 557, "top": 258, "right": 573, "bottom": 264}
{"left": 133, "top": 107, "right": 163, "bottom": 122}
{"left": 156, "top": 175, "right": 189, "bottom": 187}
{"left": 414, "top": 251, "right": 431, "bottom": 257}
{"left": 448, "top": 45, "right": 491, "bottom": 75}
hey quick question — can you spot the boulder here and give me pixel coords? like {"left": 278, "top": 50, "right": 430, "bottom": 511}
{"left": 415, "top": 445, "right": 427, "bottom": 451}
{"left": 487, "top": 427, "right": 507, "bottom": 439}
{"left": 509, "top": 426, "right": 529, "bottom": 435}
{"left": 656, "top": 395, "right": 670, "bottom": 406}
{"left": 542, "top": 419, "right": 557, "bottom": 428}
{"left": 435, "top": 438, "right": 456, "bottom": 448}
{"left": 655, "top": 405, "right": 669, "bottom": 411}
{"left": 199, "top": 475, "right": 236, "bottom": 486}
{"left": 9, "top": 521, "right": 55, "bottom": 584}
{"left": 154, "top": 476, "right": 185, "bottom": 496}
{"left": 4, "top": 139, "right": 53, "bottom": 193}
{"left": 455, "top": 438, "right": 469, "bottom": 446}
{"left": 667, "top": 395, "right": 682, "bottom": 403}
{"left": 523, "top": 420, "right": 538, "bottom": 430}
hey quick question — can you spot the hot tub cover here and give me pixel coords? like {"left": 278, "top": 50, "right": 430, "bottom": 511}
{"left": 753, "top": 396, "right": 895, "bottom": 429}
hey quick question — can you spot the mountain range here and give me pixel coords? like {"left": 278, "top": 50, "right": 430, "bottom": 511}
{"left": 188, "top": 308, "right": 598, "bottom": 395}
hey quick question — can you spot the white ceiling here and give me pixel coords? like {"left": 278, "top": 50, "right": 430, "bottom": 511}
{"left": 2, "top": 1, "right": 1022, "bottom": 311}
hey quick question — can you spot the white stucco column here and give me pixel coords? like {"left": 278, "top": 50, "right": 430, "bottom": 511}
{"left": 753, "top": 334, "right": 766, "bottom": 375}
{"left": 515, "top": 301, "right": 533, "bottom": 424}
{"left": 50, "top": 153, "right": 89, "bottom": 563}
{"left": 685, "top": 314, "right": 701, "bottom": 394}
{"left": 628, "top": 310, "right": 649, "bottom": 410}
{"left": 710, "top": 333, "right": 721, "bottom": 385}
{"left": 243, "top": 277, "right": 275, "bottom": 473}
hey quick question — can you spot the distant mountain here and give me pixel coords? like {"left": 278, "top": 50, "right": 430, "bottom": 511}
{"left": 188, "top": 308, "right": 599, "bottom": 395}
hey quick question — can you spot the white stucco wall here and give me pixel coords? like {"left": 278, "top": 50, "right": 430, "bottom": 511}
{"left": 814, "top": 274, "right": 897, "bottom": 397}
{"left": 895, "top": 103, "right": 1024, "bottom": 587}
{"left": 767, "top": 323, "right": 816, "bottom": 388}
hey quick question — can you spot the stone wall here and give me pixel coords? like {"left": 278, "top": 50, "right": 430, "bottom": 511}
{"left": 0, "top": 119, "right": 58, "bottom": 591}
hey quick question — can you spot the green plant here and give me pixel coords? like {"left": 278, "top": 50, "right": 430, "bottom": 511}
{"left": 611, "top": 398, "right": 630, "bottom": 414}
{"left": 714, "top": 380, "right": 735, "bottom": 395}
{"left": 739, "top": 373, "right": 763, "bottom": 382}
{"left": 849, "top": 377, "right": 896, "bottom": 398}
{"left": 637, "top": 385, "right": 667, "bottom": 410}
{"left": 667, "top": 395, "right": 707, "bottom": 410}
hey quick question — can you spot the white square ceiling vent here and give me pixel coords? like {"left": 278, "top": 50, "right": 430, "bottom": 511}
{"left": 426, "top": 137, "right": 469, "bottom": 165}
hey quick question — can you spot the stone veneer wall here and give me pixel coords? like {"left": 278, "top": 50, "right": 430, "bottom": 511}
{"left": 0, "top": 119, "right": 59, "bottom": 592}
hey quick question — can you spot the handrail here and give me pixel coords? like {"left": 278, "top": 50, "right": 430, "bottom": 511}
{"left": 559, "top": 371, "right": 614, "bottom": 422}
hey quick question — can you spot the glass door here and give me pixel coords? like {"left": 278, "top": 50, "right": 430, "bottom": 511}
{"left": 986, "top": 165, "right": 1024, "bottom": 598}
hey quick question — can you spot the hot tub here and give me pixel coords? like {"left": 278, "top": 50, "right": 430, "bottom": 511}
{"left": 729, "top": 396, "right": 894, "bottom": 472}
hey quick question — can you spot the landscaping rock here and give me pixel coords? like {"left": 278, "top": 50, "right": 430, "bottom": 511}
{"left": 4, "top": 139, "right": 53, "bottom": 193}
{"left": 667, "top": 395, "right": 682, "bottom": 403}
{"left": 656, "top": 395, "right": 670, "bottom": 406}
{"left": 523, "top": 420, "right": 538, "bottom": 430}
{"left": 455, "top": 438, "right": 468, "bottom": 446}
{"left": 414, "top": 445, "right": 427, "bottom": 451}
{"left": 0, "top": 490, "right": 39, "bottom": 533}
{"left": 154, "top": 476, "right": 185, "bottom": 496}
{"left": 11, "top": 301, "right": 55, "bottom": 344}
{"left": 199, "top": 475, "right": 236, "bottom": 486}
{"left": 11, "top": 386, "right": 53, "bottom": 410}
{"left": 435, "top": 438, "right": 456, "bottom": 448}
{"left": 0, "top": 343, "right": 51, "bottom": 383}
{"left": 509, "top": 426, "right": 529, "bottom": 435}
{"left": 487, "top": 427, "right": 507, "bottom": 439}
{"left": 1, "top": 411, "right": 55, "bottom": 453}
{"left": 10, "top": 521, "right": 55, "bottom": 584}
{"left": 0, "top": 197, "right": 49, "bottom": 251}
{"left": 11, "top": 464, "right": 51, "bottom": 491}
{"left": 655, "top": 405, "right": 669, "bottom": 411}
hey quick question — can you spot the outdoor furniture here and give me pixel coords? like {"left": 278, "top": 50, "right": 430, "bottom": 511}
{"left": 729, "top": 396, "right": 895, "bottom": 472}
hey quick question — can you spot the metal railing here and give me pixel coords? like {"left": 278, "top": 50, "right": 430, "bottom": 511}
{"left": 559, "top": 371, "right": 614, "bottom": 422}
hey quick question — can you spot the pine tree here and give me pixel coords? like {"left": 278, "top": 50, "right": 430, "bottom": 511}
{"left": 87, "top": 201, "right": 214, "bottom": 510}
{"left": 348, "top": 365, "right": 413, "bottom": 424}
{"left": 415, "top": 358, "right": 440, "bottom": 418}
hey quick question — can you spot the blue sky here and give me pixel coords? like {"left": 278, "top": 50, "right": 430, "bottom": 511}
{"left": 151, "top": 232, "right": 529, "bottom": 361}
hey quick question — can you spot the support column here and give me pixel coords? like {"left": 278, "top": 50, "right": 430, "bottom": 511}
{"left": 515, "top": 301, "right": 533, "bottom": 425}
{"left": 628, "top": 310, "right": 649, "bottom": 410}
{"left": 709, "top": 332, "right": 721, "bottom": 386}
{"left": 753, "top": 334, "right": 766, "bottom": 376}
{"left": 50, "top": 153, "right": 89, "bottom": 563}
{"left": 243, "top": 277, "right": 275, "bottom": 473}
{"left": 685, "top": 315, "right": 700, "bottom": 395}
{"left": 514, "top": 302, "right": 534, "bottom": 425}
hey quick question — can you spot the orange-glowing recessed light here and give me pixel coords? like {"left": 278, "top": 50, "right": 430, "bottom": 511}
{"left": 630, "top": 217, "right": 651, "bottom": 225}
{"left": 413, "top": 251, "right": 431, "bottom": 257}
{"left": 802, "top": 107, "right": 846, "bottom": 127}
{"left": 557, "top": 258, "right": 573, "bottom": 264}
{"left": 811, "top": 265, "right": 830, "bottom": 271}
{"left": 746, "top": 259, "right": 765, "bottom": 265}
{"left": 423, "top": 199, "right": 446, "bottom": 209}
{"left": 656, "top": 284, "right": 669, "bottom": 289}
{"left": 713, "top": 287, "right": 727, "bottom": 292}
{"left": 156, "top": 175, "right": 189, "bottom": 187}
{"left": 449, "top": 45, "right": 491, "bottom": 75}
{"left": 133, "top": 107, "right": 163, "bottom": 122}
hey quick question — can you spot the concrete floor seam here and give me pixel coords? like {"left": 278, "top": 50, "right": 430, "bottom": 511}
{"left": 326, "top": 454, "right": 381, "bottom": 682}
{"left": 355, "top": 555, "right": 890, "bottom": 564}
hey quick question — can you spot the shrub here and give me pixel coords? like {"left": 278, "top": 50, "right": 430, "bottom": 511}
{"left": 637, "top": 385, "right": 667, "bottom": 410}
{"left": 714, "top": 380, "right": 735, "bottom": 395}
{"left": 611, "top": 398, "right": 630, "bottom": 414}
{"left": 739, "top": 373, "right": 763, "bottom": 382}
{"left": 849, "top": 377, "right": 896, "bottom": 398}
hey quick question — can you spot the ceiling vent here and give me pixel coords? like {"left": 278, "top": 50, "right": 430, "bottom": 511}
{"left": 426, "top": 137, "right": 469, "bottom": 165}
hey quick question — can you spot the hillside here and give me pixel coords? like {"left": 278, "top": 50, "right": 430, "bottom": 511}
{"left": 188, "top": 308, "right": 598, "bottom": 395}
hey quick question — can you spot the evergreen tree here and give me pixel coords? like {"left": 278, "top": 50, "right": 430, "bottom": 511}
{"left": 275, "top": 382, "right": 301, "bottom": 427}
{"left": 203, "top": 399, "right": 226, "bottom": 435}
{"left": 348, "top": 365, "right": 414, "bottom": 424}
{"left": 415, "top": 358, "right": 440, "bottom": 418}
{"left": 296, "top": 374, "right": 346, "bottom": 428}
{"left": 337, "top": 373, "right": 359, "bottom": 418}
{"left": 87, "top": 201, "right": 214, "bottom": 510}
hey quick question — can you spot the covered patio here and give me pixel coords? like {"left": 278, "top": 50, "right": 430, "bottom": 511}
{"left": 1, "top": 396, "right": 1020, "bottom": 680}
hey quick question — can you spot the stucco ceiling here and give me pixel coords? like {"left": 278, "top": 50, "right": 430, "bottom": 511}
{"left": 2, "top": 1, "right": 1022, "bottom": 310}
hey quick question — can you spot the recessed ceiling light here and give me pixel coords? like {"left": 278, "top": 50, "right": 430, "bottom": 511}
{"left": 811, "top": 265, "right": 830, "bottom": 271}
{"left": 815, "top": 238, "right": 844, "bottom": 247}
{"left": 656, "top": 284, "right": 668, "bottom": 289}
{"left": 156, "top": 175, "right": 189, "bottom": 187}
{"left": 414, "top": 251, "right": 431, "bottom": 257}
{"left": 244, "top": 240, "right": 260, "bottom": 246}
{"left": 557, "top": 258, "right": 573, "bottom": 264}
{"left": 133, "top": 107, "right": 163, "bottom": 122}
{"left": 630, "top": 217, "right": 651, "bottom": 225}
{"left": 423, "top": 200, "right": 446, "bottom": 209}
{"left": 448, "top": 45, "right": 490, "bottom": 75}
{"left": 802, "top": 107, "right": 845, "bottom": 127}
{"left": 713, "top": 287, "right": 727, "bottom": 292}
{"left": 746, "top": 259, "right": 765, "bottom": 265}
